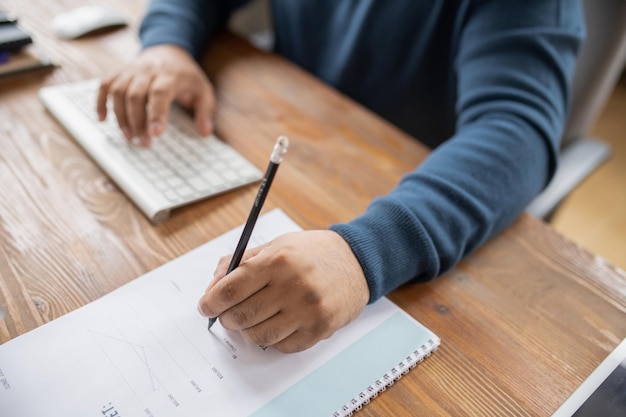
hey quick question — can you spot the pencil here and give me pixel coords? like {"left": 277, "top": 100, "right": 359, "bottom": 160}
{"left": 208, "top": 136, "right": 289, "bottom": 330}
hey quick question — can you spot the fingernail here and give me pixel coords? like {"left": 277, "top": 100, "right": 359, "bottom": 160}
{"left": 122, "top": 128, "right": 132, "bottom": 140}
{"left": 149, "top": 121, "right": 163, "bottom": 136}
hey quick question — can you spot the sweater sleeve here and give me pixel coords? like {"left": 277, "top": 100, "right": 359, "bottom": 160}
{"left": 139, "top": 0, "right": 251, "bottom": 59}
{"left": 330, "top": 0, "right": 584, "bottom": 302}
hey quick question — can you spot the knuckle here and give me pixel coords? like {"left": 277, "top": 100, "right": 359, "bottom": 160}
{"left": 217, "top": 280, "right": 238, "bottom": 304}
{"left": 246, "top": 326, "right": 281, "bottom": 347}
{"left": 230, "top": 308, "right": 248, "bottom": 327}
{"left": 291, "top": 277, "right": 324, "bottom": 308}
{"left": 150, "top": 84, "right": 170, "bottom": 99}
{"left": 302, "top": 287, "right": 323, "bottom": 305}
{"left": 126, "top": 90, "right": 145, "bottom": 105}
{"left": 109, "top": 83, "right": 126, "bottom": 98}
{"left": 267, "top": 248, "right": 291, "bottom": 269}
{"left": 267, "top": 246, "right": 292, "bottom": 272}
{"left": 275, "top": 339, "right": 309, "bottom": 354}
{"left": 261, "top": 326, "right": 282, "bottom": 345}
{"left": 310, "top": 317, "right": 333, "bottom": 336}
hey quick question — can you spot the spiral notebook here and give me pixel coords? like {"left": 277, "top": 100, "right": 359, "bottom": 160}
{"left": 0, "top": 209, "right": 439, "bottom": 416}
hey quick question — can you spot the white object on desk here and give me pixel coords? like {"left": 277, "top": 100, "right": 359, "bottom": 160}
{"left": 51, "top": 6, "right": 127, "bottom": 39}
{"left": 39, "top": 79, "right": 263, "bottom": 224}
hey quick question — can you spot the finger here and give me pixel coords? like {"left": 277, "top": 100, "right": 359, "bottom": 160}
{"left": 146, "top": 76, "right": 176, "bottom": 138}
{"left": 209, "top": 242, "right": 270, "bottom": 289}
{"left": 219, "top": 287, "right": 282, "bottom": 331}
{"left": 192, "top": 85, "right": 215, "bottom": 136}
{"left": 208, "top": 256, "right": 232, "bottom": 291}
{"left": 198, "top": 260, "right": 270, "bottom": 318}
{"left": 240, "top": 311, "right": 299, "bottom": 348}
{"left": 96, "top": 78, "right": 112, "bottom": 121}
{"left": 110, "top": 76, "right": 133, "bottom": 141}
{"left": 272, "top": 330, "right": 321, "bottom": 354}
{"left": 125, "top": 75, "right": 153, "bottom": 147}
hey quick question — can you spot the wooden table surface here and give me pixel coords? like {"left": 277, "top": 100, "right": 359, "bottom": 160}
{"left": 1, "top": 1, "right": 625, "bottom": 415}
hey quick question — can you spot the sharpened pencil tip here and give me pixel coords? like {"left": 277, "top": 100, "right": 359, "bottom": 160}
{"left": 207, "top": 317, "right": 217, "bottom": 331}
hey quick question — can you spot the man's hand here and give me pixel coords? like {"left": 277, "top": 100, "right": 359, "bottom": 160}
{"left": 96, "top": 44, "right": 215, "bottom": 147}
{"left": 198, "top": 230, "right": 370, "bottom": 353}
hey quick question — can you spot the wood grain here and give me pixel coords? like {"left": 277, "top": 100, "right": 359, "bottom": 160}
{"left": 0, "top": 1, "right": 625, "bottom": 416}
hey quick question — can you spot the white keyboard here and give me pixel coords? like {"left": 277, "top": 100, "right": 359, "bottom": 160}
{"left": 39, "top": 80, "right": 262, "bottom": 224}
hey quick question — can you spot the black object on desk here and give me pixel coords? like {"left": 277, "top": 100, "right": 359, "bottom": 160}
{"left": 0, "top": 23, "right": 32, "bottom": 51}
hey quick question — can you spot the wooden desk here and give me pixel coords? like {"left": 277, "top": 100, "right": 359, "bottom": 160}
{"left": 2, "top": 1, "right": 626, "bottom": 415}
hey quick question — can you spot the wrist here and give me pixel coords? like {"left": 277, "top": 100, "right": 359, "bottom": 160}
{"left": 328, "top": 230, "right": 370, "bottom": 307}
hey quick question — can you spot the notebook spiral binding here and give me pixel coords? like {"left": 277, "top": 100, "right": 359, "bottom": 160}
{"left": 332, "top": 337, "right": 440, "bottom": 417}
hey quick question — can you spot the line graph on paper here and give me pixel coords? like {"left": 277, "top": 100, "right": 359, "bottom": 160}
{"left": 83, "top": 290, "right": 223, "bottom": 411}
{"left": 74, "top": 231, "right": 272, "bottom": 413}
{"left": 89, "top": 328, "right": 158, "bottom": 393}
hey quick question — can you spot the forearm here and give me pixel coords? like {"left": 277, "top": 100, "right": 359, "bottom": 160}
{"left": 332, "top": 0, "right": 584, "bottom": 302}
{"left": 331, "top": 117, "right": 553, "bottom": 301}
{"left": 139, "top": 0, "right": 250, "bottom": 59}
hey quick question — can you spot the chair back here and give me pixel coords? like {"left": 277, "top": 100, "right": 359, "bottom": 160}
{"left": 562, "top": 0, "right": 626, "bottom": 146}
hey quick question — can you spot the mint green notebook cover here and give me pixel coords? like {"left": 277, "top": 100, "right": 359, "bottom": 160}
{"left": 251, "top": 311, "right": 439, "bottom": 417}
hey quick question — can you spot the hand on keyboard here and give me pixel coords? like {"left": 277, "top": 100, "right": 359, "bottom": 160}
{"left": 40, "top": 80, "right": 263, "bottom": 223}
{"left": 97, "top": 44, "right": 215, "bottom": 147}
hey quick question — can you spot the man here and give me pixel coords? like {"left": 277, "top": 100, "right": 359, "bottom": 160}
{"left": 97, "top": 0, "right": 584, "bottom": 353}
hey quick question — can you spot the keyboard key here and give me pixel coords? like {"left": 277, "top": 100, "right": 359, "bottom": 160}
{"left": 176, "top": 185, "right": 194, "bottom": 198}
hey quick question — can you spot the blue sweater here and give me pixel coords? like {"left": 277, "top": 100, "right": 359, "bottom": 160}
{"left": 140, "top": 0, "right": 584, "bottom": 302}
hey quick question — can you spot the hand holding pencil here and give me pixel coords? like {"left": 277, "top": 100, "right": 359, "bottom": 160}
{"left": 206, "top": 136, "right": 289, "bottom": 330}
{"left": 197, "top": 137, "right": 370, "bottom": 353}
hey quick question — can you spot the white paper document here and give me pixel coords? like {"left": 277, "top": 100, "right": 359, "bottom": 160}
{"left": 0, "top": 209, "right": 439, "bottom": 417}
